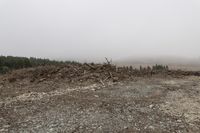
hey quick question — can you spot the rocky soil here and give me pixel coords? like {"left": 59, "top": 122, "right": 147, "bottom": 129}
{"left": 0, "top": 65, "right": 200, "bottom": 132}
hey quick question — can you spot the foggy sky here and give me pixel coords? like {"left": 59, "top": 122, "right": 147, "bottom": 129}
{"left": 0, "top": 0, "right": 200, "bottom": 62}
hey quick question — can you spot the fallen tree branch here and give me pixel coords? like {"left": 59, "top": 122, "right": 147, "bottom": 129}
{"left": 105, "top": 57, "right": 112, "bottom": 65}
{"left": 85, "top": 63, "right": 96, "bottom": 70}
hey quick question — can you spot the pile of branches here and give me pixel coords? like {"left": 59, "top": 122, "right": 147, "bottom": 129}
{"left": 29, "top": 59, "right": 128, "bottom": 84}
{"left": 2, "top": 59, "right": 200, "bottom": 84}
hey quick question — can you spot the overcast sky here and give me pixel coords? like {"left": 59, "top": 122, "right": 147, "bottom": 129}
{"left": 0, "top": 0, "right": 200, "bottom": 61}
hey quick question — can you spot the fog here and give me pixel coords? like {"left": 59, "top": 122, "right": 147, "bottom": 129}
{"left": 0, "top": 0, "right": 200, "bottom": 62}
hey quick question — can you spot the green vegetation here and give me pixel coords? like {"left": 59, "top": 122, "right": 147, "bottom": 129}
{"left": 0, "top": 56, "right": 68, "bottom": 74}
{"left": 152, "top": 64, "right": 169, "bottom": 71}
{"left": 139, "top": 64, "right": 169, "bottom": 72}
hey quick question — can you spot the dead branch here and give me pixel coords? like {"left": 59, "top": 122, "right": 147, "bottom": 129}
{"left": 109, "top": 72, "right": 113, "bottom": 79}
{"left": 85, "top": 63, "right": 96, "bottom": 70}
{"left": 99, "top": 79, "right": 105, "bottom": 86}
{"left": 105, "top": 57, "right": 112, "bottom": 65}
{"left": 103, "top": 76, "right": 110, "bottom": 82}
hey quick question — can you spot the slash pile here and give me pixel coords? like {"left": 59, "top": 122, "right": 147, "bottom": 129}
{"left": 1, "top": 62, "right": 200, "bottom": 84}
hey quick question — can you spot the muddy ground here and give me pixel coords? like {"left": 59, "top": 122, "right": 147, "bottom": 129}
{"left": 0, "top": 75, "right": 200, "bottom": 133}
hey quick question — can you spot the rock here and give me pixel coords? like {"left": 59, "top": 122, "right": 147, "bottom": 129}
{"left": 148, "top": 125, "right": 155, "bottom": 130}
{"left": 94, "top": 95, "right": 99, "bottom": 98}
{"left": 124, "top": 126, "right": 128, "bottom": 129}
{"left": 91, "top": 88, "right": 96, "bottom": 91}
{"left": 149, "top": 104, "right": 154, "bottom": 108}
{"left": 177, "top": 119, "right": 182, "bottom": 123}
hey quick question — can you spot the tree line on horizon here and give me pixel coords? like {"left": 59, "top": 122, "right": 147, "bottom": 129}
{"left": 0, "top": 55, "right": 170, "bottom": 75}
{"left": 0, "top": 56, "right": 70, "bottom": 74}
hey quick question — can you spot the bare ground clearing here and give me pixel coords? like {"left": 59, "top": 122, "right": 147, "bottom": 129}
{"left": 1, "top": 75, "right": 200, "bottom": 133}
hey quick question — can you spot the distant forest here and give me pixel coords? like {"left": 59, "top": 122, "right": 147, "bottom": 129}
{"left": 0, "top": 55, "right": 170, "bottom": 75}
{"left": 0, "top": 56, "right": 72, "bottom": 74}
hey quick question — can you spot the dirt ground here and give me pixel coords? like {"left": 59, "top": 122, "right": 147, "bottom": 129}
{"left": 0, "top": 75, "right": 200, "bottom": 133}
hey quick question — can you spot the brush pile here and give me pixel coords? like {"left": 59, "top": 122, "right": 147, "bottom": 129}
{"left": 1, "top": 61, "right": 200, "bottom": 84}
{"left": 1, "top": 62, "right": 127, "bottom": 84}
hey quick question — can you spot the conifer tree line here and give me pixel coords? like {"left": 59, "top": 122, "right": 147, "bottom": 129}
{"left": 0, "top": 56, "right": 68, "bottom": 74}
{"left": 0, "top": 55, "right": 170, "bottom": 74}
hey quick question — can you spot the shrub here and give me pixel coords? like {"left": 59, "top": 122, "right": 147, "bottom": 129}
{"left": 0, "top": 66, "right": 9, "bottom": 74}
